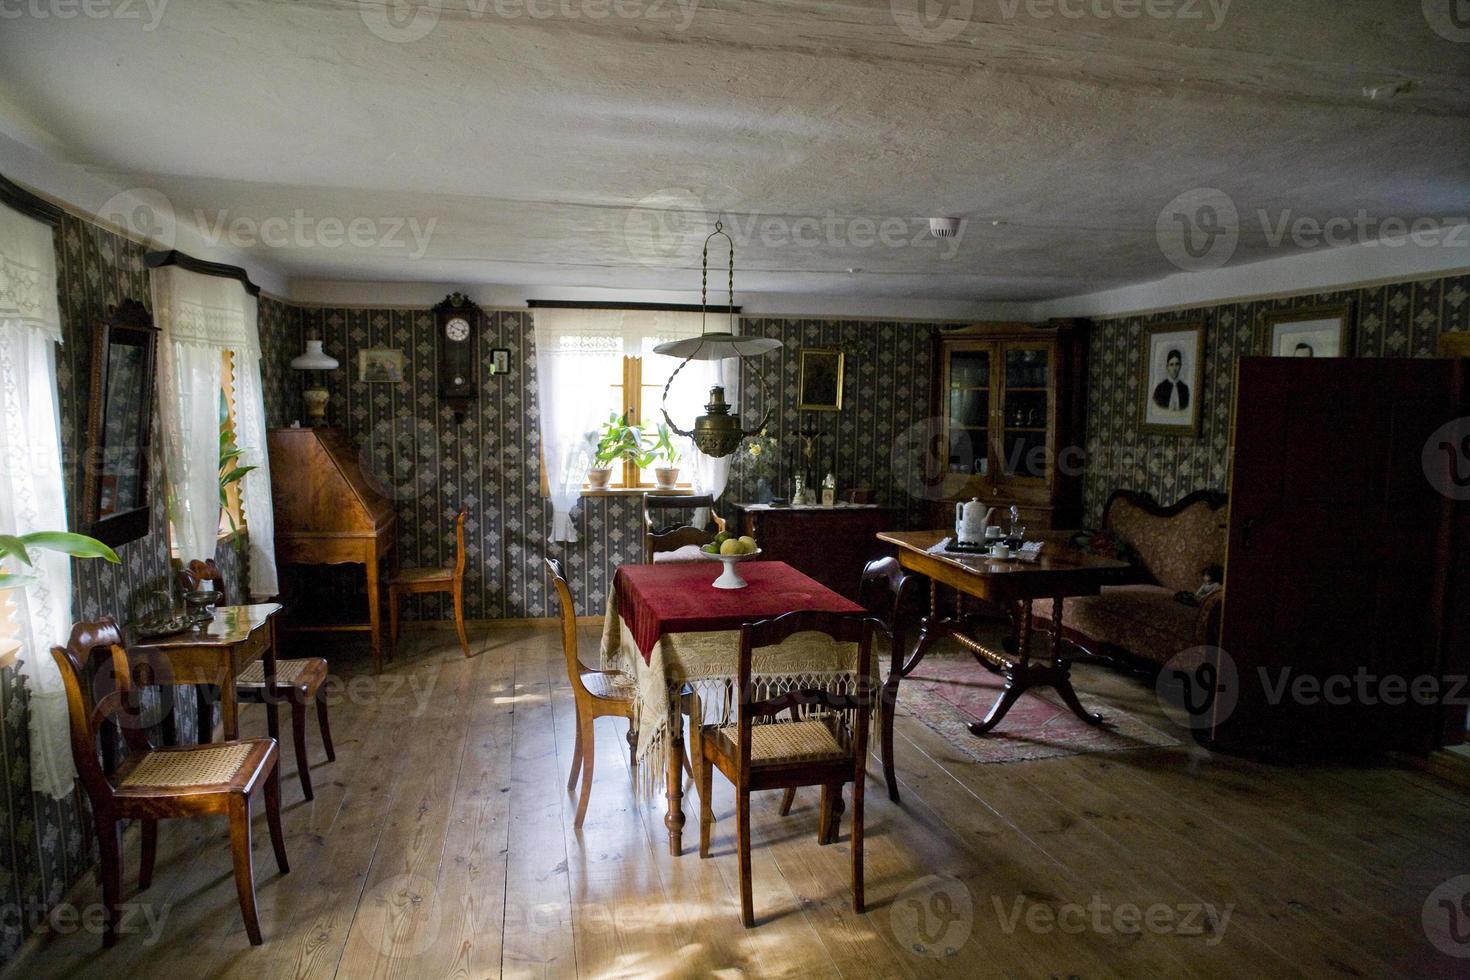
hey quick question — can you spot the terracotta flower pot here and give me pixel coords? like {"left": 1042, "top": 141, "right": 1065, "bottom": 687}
{"left": 654, "top": 467, "right": 680, "bottom": 490}
{"left": 587, "top": 468, "right": 612, "bottom": 490}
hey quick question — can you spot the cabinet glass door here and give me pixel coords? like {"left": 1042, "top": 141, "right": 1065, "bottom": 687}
{"left": 946, "top": 348, "right": 991, "bottom": 480}
{"left": 1000, "top": 346, "right": 1049, "bottom": 480}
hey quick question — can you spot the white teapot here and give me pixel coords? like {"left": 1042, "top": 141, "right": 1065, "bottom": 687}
{"left": 955, "top": 498, "right": 995, "bottom": 546}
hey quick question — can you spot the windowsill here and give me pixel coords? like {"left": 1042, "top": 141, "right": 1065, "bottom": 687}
{"left": 579, "top": 487, "right": 694, "bottom": 498}
{"left": 0, "top": 638, "right": 18, "bottom": 672}
{"left": 169, "top": 526, "right": 248, "bottom": 561}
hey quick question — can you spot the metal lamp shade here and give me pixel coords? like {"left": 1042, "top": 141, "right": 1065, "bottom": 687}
{"left": 652, "top": 332, "right": 782, "bottom": 360}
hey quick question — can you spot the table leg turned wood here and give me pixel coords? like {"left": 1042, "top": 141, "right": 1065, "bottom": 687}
{"left": 666, "top": 719, "right": 686, "bottom": 857}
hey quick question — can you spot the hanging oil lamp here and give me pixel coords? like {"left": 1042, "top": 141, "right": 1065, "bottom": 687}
{"left": 653, "top": 220, "right": 781, "bottom": 458}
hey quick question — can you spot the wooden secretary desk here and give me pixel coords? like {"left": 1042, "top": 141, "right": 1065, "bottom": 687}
{"left": 931, "top": 320, "right": 1086, "bottom": 530}
{"left": 268, "top": 427, "right": 397, "bottom": 673}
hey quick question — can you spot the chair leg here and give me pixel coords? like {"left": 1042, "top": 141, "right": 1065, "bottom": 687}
{"left": 316, "top": 691, "right": 336, "bottom": 763}
{"left": 851, "top": 773, "right": 865, "bottom": 914}
{"left": 574, "top": 717, "right": 595, "bottom": 829}
{"left": 197, "top": 685, "right": 215, "bottom": 745}
{"left": 818, "top": 785, "right": 835, "bottom": 845}
{"left": 453, "top": 584, "right": 471, "bottom": 658}
{"left": 227, "top": 795, "right": 263, "bottom": 945}
{"left": 138, "top": 818, "right": 157, "bottom": 891}
{"left": 292, "top": 700, "right": 313, "bottom": 801}
{"left": 389, "top": 585, "right": 401, "bottom": 649}
{"left": 265, "top": 762, "right": 290, "bottom": 875}
{"left": 96, "top": 815, "right": 121, "bottom": 948}
{"left": 568, "top": 716, "right": 583, "bottom": 792}
{"left": 881, "top": 676, "right": 901, "bottom": 803}
{"left": 698, "top": 748, "right": 714, "bottom": 859}
{"left": 779, "top": 787, "right": 796, "bottom": 816}
{"left": 736, "top": 788, "right": 754, "bottom": 928}
{"left": 626, "top": 724, "right": 638, "bottom": 771}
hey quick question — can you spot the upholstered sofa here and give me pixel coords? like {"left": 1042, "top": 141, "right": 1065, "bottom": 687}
{"left": 1034, "top": 490, "right": 1229, "bottom": 668}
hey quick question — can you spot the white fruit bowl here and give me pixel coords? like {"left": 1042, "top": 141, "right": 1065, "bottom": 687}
{"left": 701, "top": 548, "right": 763, "bottom": 589}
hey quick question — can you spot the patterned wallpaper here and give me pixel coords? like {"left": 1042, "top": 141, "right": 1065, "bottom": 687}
{"left": 6, "top": 207, "right": 1462, "bottom": 969}
{"left": 271, "top": 308, "right": 942, "bottom": 622}
{"left": 0, "top": 213, "right": 252, "bottom": 967}
{"left": 1082, "top": 273, "right": 1470, "bottom": 523}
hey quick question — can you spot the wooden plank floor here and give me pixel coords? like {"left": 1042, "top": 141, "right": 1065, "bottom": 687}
{"left": 14, "top": 625, "right": 1470, "bottom": 979}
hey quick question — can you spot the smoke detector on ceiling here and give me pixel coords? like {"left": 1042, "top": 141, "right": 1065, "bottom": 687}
{"left": 928, "top": 217, "right": 961, "bottom": 238}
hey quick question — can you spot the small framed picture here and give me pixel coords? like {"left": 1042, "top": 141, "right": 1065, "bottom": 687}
{"left": 490, "top": 348, "right": 511, "bottom": 375}
{"left": 1139, "top": 321, "right": 1204, "bottom": 436}
{"left": 1260, "top": 303, "right": 1353, "bottom": 358}
{"left": 358, "top": 347, "right": 405, "bottom": 383}
{"left": 797, "top": 347, "right": 844, "bottom": 411}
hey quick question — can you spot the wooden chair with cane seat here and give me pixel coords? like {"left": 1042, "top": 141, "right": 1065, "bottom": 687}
{"left": 643, "top": 493, "right": 727, "bottom": 563}
{"left": 544, "top": 556, "right": 639, "bottom": 829}
{"left": 52, "top": 618, "right": 288, "bottom": 947}
{"left": 179, "top": 559, "right": 335, "bottom": 801}
{"left": 696, "top": 609, "right": 875, "bottom": 927}
{"left": 859, "top": 557, "right": 922, "bottom": 803}
{"left": 389, "top": 506, "right": 471, "bottom": 658}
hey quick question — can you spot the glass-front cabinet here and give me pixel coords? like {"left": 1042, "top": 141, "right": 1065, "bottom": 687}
{"left": 934, "top": 322, "right": 1084, "bottom": 529}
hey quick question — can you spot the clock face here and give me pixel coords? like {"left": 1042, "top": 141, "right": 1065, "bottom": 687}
{"left": 444, "top": 317, "right": 471, "bottom": 342}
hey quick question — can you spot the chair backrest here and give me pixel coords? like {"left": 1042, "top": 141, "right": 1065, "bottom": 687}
{"left": 177, "top": 558, "right": 226, "bottom": 605}
{"left": 543, "top": 557, "right": 588, "bottom": 692}
{"left": 642, "top": 494, "right": 726, "bottom": 563}
{"left": 51, "top": 618, "right": 149, "bottom": 803}
{"left": 735, "top": 610, "right": 875, "bottom": 782}
{"left": 859, "top": 557, "right": 921, "bottom": 656}
{"left": 453, "top": 507, "right": 468, "bottom": 580}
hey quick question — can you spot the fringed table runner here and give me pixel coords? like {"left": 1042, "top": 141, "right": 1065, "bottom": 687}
{"left": 600, "top": 561, "right": 872, "bottom": 797}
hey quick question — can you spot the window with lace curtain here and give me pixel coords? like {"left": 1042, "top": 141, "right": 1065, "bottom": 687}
{"left": 532, "top": 307, "right": 734, "bottom": 543}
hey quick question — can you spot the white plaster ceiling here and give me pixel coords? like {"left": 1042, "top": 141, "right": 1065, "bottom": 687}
{"left": 0, "top": 0, "right": 1466, "bottom": 304}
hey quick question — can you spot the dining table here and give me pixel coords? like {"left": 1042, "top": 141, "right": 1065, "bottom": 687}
{"left": 875, "top": 530, "right": 1132, "bottom": 749}
{"left": 600, "top": 560, "right": 867, "bottom": 856}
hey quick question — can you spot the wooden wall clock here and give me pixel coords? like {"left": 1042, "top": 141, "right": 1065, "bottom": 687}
{"left": 432, "top": 292, "right": 482, "bottom": 423}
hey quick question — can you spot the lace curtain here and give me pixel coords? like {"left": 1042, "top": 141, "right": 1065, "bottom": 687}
{"left": 532, "top": 308, "right": 730, "bottom": 542}
{"left": 151, "top": 267, "right": 277, "bottom": 596}
{"left": 0, "top": 203, "right": 76, "bottom": 799}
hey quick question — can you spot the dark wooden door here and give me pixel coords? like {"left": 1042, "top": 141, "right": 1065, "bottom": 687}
{"left": 1214, "top": 357, "right": 1466, "bottom": 753}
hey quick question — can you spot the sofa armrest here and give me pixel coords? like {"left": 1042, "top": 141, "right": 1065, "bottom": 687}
{"left": 1193, "top": 588, "right": 1224, "bottom": 646}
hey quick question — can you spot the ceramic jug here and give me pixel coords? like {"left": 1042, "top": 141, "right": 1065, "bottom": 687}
{"left": 955, "top": 498, "right": 994, "bottom": 546}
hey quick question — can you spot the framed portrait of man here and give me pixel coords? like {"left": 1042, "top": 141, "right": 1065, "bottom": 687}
{"left": 1139, "top": 321, "right": 1204, "bottom": 436}
{"left": 1259, "top": 303, "right": 1353, "bottom": 358}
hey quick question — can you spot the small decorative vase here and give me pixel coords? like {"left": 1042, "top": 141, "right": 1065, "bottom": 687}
{"left": 754, "top": 477, "right": 774, "bottom": 504}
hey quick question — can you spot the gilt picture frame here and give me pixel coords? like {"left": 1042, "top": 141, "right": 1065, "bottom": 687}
{"left": 1139, "top": 321, "right": 1204, "bottom": 436}
{"left": 1259, "top": 303, "right": 1354, "bottom": 358}
{"left": 797, "top": 347, "right": 844, "bottom": 411}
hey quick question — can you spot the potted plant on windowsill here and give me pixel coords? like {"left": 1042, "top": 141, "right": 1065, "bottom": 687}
{"left": 586, "top": 412, "right": 641, "bottom": 490}
{"left": 639, "top": 421, "right": 683, "bottom": 491}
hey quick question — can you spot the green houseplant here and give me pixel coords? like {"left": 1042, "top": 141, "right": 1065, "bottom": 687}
{"left": 0, "top": 532, "right": 120, "bottom": 592}
{"left": 586, "top": 412, "right": 643, "bottom": 490}
{"left": 638, "top": 421, "right": 683, "bottom": 491}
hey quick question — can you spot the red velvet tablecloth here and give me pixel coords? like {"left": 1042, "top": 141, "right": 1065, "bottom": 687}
{"left": 615, "top": 561, "right": 865, "bottom": 661}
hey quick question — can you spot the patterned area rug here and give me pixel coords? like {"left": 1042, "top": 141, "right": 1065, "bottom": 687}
{"left": 898, "top": 654, "right": 1179, "bottom": 764}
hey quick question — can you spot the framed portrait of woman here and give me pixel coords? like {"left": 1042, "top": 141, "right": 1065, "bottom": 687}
{"left": 1139, "top": 321, "right": 1204, "bottom": 436}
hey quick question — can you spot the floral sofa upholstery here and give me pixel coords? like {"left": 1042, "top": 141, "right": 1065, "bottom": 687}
{"left": 1034, "top": 490, "right": 1229, "bottom": 667}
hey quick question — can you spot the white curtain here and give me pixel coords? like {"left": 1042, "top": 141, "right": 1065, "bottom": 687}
{"left": 231, "top": 294, "right": 277, "bottom": 597}
{"left": 152, "top": 267, "right": 277, "bottom": 596}
{"left": 532, "top": 308, "right": 724, "bottom": 542}
{"left": 0, "top": 203, "right": 76, "bottom": 799}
